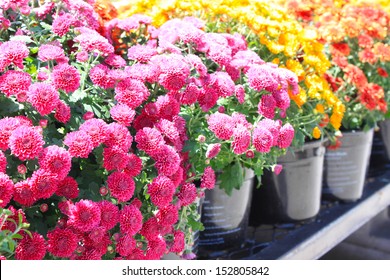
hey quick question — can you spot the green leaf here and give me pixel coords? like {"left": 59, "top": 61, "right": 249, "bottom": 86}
{"left": 69, "top": 90, "right": 87, "bottom": 102}
{"left": 218, "top": 161, "right": 244, "bottom": 196}
{"left": 11, "top": 234, "right": 23, "bottom": 240}
{"left": 187, "top": 217, "right": 204, "bottom": 231}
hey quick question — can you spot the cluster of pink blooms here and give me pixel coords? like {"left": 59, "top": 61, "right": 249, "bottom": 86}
{"left": 0, "top": 1, "right": 297, "bottom": 260}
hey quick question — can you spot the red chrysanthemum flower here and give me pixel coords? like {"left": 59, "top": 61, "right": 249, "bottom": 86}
{"left": 200, "top": 166, "right": 215, "bottom": 190}
{"left": 177, "top": 183, "right": 197, "bottom": 206}
{"left": 124, "top": 153, "right": 143, "bottom": 177}
{"left": 168, "top": 166, "right": 184, "bottom": 187}
{"left": 120, "top": 204, "right": 143, "bottom": 235}
{"left": 330, "top": 42, "right": 350, "bottom": 57}
{"left": 0, "top": 151, "right": 6, "bottom": 173}
{"left": 110, "top": 104, "right": 136, "bottom": 126}
{"left": 52, "top": 13, "right": 75, "bottom": 36}
{"left": 103, "top": 146, "right": 130, "bottom": 171}
{"left": 52, "top": 63, "right": 81, "bottom": 93}
{"left": 68, "top": 199, "right": 101, "bottom": 232}
{"left": 13, "top": 179, "right": 37, "bottom": 207}
{"left": 39, "top": 145, "right": 72, "bottom": 180}
{"left": 79, "top": 118, "right": 109, "bottom": 148}
{"left": 56, "top": 176, "right": 79, "bottom": 199}
{"left": 9, "top": 126, "right": 44, "bottom": 161}
{"left": 0, "top": 70, "right": 31, "bottom": 97}
{"left": 206, "top": 143, "right": 221, "bottom": 159}
{"left": 0, "top": 172, "right": 13, "bottom": 207}
{"left": 207, "top": 112, "right": 235, "bottom": 140}
{"left": 277, "top": 123, "right": 295, "bottom": 149}
{"left": 104, "top": 122, "right": 133, "bottom": 152}
{"left": 152, "top": 145, "right": 181, "bottom": 177}
{"left": 252, "top": 126, "right": 273, "bottom": 153}
{"left": 28, "top": 82, "right": 60, "bottom": 116}
{"left": 0, "top": 117, "right": 19, "bottom": 150}
{"left": 258, "top": 94, "right": 276, "bottom": 119}
{"left": 135, "top": 127, "right": 165, "bottom": 156}
{"left": 232, "top": 124, "right": 251, "bottom": 155}
{"left": 30, "top": 169, "right": 58, "bottom": 199}
{"left": 170, "top": 230, "right": 185, "bottom": 253}
{"left": 116, "top": 234, "right": 136, "bottom": 257}
{"left": 140, "top": 217, "right": 160, "bottom": 241}
{"left": 38, "top": 44, "right": 68, "bottom": 64}
{"left": 156, "top": 204, "right": 178, "bottom": 226}
{"left": 54, "top": 101, "right": 71, "bottom": 124}
{"left": 63, "top": 130, "right": 94, "bottom": 158}
{"left": 146, "top": 237, "right": 166, "bottom": 260}
{"left": 126, "top": 248, "right": 146, "bottom": 260}
{"left": 114, "top": 78, "right": 149, "bottom": 109}
{"left": 98, "top": 200, "right": 119, "bottom": 230}
{"left": 15, "top": 232, "right": 46, "bottom": 260}
{"left": 148, "top": 176, "right": 176, "bottom": 208}
{"left": 47, "top": 228, "right": 79, "bottom": 258}
{"left": 89, "top": 64, "right": 116, "bottom": 89}
{"left": 343, "top": 64, "right": 368, "bottom": 88}
{"left": 0, "top": 41, "right": 29, "bottom": 70}
{"left": 155, "top": 95, "right": 180, "bottom": 121}
{"left": 107, "top": 171, "right": 135, "bottom": 202}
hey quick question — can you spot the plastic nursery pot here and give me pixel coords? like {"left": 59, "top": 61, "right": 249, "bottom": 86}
{"left": 369, "top": 128, "right": 389, "bottom": 173}
{"left": 250, "top": 139, "right": 325, "bottom": 225}
{"left": 379, "top": 119, "right": 390, "bottom": 161}
{"left": 198, "top": 168, "right": 255, "bottom": 256}
{"left": 322, "top": 129, "right": 374, "bottom": 202}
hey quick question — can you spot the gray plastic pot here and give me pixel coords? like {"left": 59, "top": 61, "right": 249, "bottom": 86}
{"left": 198, "top": 168, "right": 255, "bottom": 254}
{"left": 250, "top": 140, "right": 325, "bottom": 224}
{"left": 323, "top": 129, "right": 374, "bottom": 202}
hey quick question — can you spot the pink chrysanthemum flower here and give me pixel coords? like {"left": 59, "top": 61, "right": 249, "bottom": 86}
{"left": 38, "top": 145, "right": 72, "bottom": 180}
{"left": 33, "top": 1, "right": 55, "bottom": 19}
{"left": 231, "top": 50, "right": 264, "bottom": 71}
{"left": 120, "top": 205, "right": 143, "bottom": 235}
{"left": 206, "top": 143, "right": 221, "bottom": 159}
{"left": 13, "top": 179, "right": 37, "bottom": 207}
{"left": 273, "top": 89, "right": 290, "bottom": 110}
{"left": 232, "top": 124, "right": 251, "bottom": 154}
{"left": 198, "top": 87, "right": 219, "bottom": 112}
{"left": 64, "top": 130, "right": 94, "bottom": 158}
{"left": 105, "top": 53, "right": 126, "bottom": 68}
{"left": 155, "top": 95, "right": 180, "bottom": 121}
{"left": 76, "top": 50, "right": 89, "bottom": 62}
{"left": 207, "top": 112, "right": 235, "bottom": 140}
{"left": 124, "top": 153, "right": 143, "bottom": 177}
{"left": 126, "top": 248, "right": 146, "bottom": 260}
{"left": 103, "top": 146, "right": 130, "bottom": 171}
{"left": 38, "top": 44, "right": 68, "bottom": 64}
{"left": 125, "top": 63, "right": 159, "bottom": 83}
{"left": 170, "top": 230, "right": 185, "bottom": 253}
{"left": 181, "top": 82, "right": 200, "bottom": 105}
{"left": 54, "top": 101, "right": 71, "bottom": 124}
{"left": 186, "top": 54, "right": 208, "bottom": 77}
{"left": 127, "top": 44, "right": 157, "bottom": 63}
{"left": 148, "top": 176, "right": 176, "bottom": 208}
{"left": 200, "top": 166, "right": 216, "bottom": 190}
{"left": 204, "top": 41, "right": 232, "bottom": 66}
{"left": 210, "top": 72, "right": 235, "bottom": 98}
{"left": 0, "top": 172, "right": 13, "bottom": 207}
{"left": 146, "top": 237, "right": 166, "bottom": 260}
{"left": 247, "top": 64, "right": 279, "bottom": 93}
{"left": 278, "top": 123, "right": 294, "bottom": 149}
{"left": 152, "top": 145, "right": 181, "bottom": 177}
{"left": 235, "top": 85, "right": 246, "bottom": 104}
{"left": 47, "top": 228, "right": 78, "bottom": 258}
{"left": 258, "top": 119, "right": 281, "bottom": 146}
{"left": 117, "top": 234, "right": 136, "bottom": 257}
{"left": 89, "top": 64, "right": 116, "bottom": 89}
{"left": 168, "top": 166, "right": 184, "bottom": 187}
{"left": 258, "top": 94, "right": 277, "bottom": 119}
{"left": 27, "top": 83, "right": 60, "bottom": 116}
{"left": 0, "top": 151, "right": 6, "bottom": 173}
{"left": 74, "top": 28, "right": 114, "bottom": 55}
{"left": 110, "top": 104, "right": 136, "bottom": 127}
{"left": 68, "top": 199, "right": 101, "bottom": 232}
{"left": 79, "top": 118, "right": 109, "bottom": 148}
{"left": 52, "top": 63, "right": 80, "bottom": 93}
{"left": 0, "top": 41, "right": 29, "bottom": 70}
{"left": 135, "top": 127, "right": 165, "bottom": 156}
{"left": 114, "top": 78, "right": 150, "bottom": 109}
{"left": 252, "top": 126, "right": 273, "bottom": 153}
{"left": 107, "top": 171, "right": 135, "bottom": 202}
{"left": 156, "top": 204, "right": 178, "bottom": 226}
{"left": 52, "top": 13, "right": 75, "bottom": 36}
{"left": 104, "top": 122, "right": 132, "bottom": 152}
{"left": 0, "top": 70, "right": 31, "bottom": 97}
{"left": 9, "top": 126, "right": 44, "bottom": 161}
{"left": 56, "top": 176, "right": 79, "bottom": 200}
{"left": 98, "top": 200, "right": 119, "bottom": 230}
{"left": 177, "top": 183, "right": 197, "bottom": 207}
{"left": 140, "top": 217, "right": 160, "bottom": 241}
{"left": 0, "top": 117, "right": 19, "bottom": 150}
{"left": 15, "top": 232, "right": 46, "bottom": 260}
{"left": 30, "top": 169, "right": 58, "bottom": 199}
{"left": 155, "top": 119, "right": 182, "bottom": 149}
{"left": 14, "top": 116, "right": 33, "bottom": 127}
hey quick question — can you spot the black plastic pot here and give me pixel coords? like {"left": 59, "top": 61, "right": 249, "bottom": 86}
{"left": 323, "top": 129, "right": 374, "bottom": 202}
{"left": 379, "top": 119, "right": 390, "bottom": 160}
{"left": 369, "top": 129, "right": 389, "bottom": 175}
{"left": 250, "top": 140, "right": 325, "bottom": 225}
{"left": 198, "top": 169, "right": 254, "bottom": 256}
